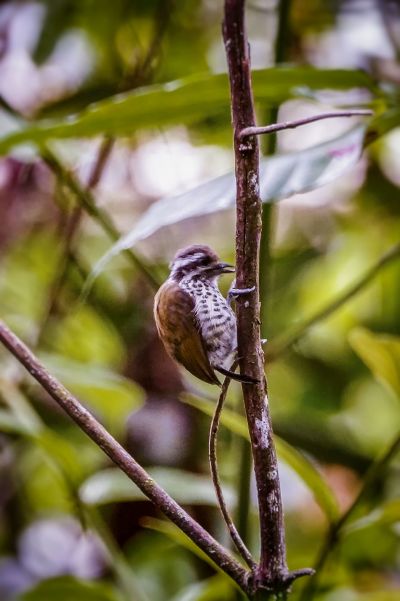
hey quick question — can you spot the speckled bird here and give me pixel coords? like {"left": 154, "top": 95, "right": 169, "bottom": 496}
{"left": 154, "top": 244, "right": 257, "bottom": 385}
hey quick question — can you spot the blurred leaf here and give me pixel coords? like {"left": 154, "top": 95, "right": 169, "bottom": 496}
{"left": 35, "top": 429, "right": 87, "bottom": 484}
{"left": 184, "top": 395, "right": 339, "bottom": 521}
{"left": 369, "top": 108, "right": 400, "bottom": 140}
{"left": 50, "top": 306, "right": 125, "bottom": 367}
{"left": 171, "top": 575, "right": 234, "bottom": 601}
{"left": 275, "top": 437, "right": 340, "bottom": 521}
{"left": 0, "top": 381, "right": 43, "bottom": 435}
{"left": 184, "top": 394, "right": 249, "bottom": 439}
{"left": 80, "top": 466, "right": 235, "bottom": 507}
{"left": 349, "top": 328, "right": 400, "bottom": 399}
{"left": 18, "top": 445, "right": 79, "bottom": 515}
{"left": 19, "top": 576, "right": 120, "bottom": 601}
{"left": 0, "top": 408, "right": 28, "bottom": 434}
{"left": 125, "top": 529, "right": 197, "bottom": 601}
{"left": 142, "top": 518, "right": 234, "bottom": 577}
{"left": 0, "top": 232, "right": 61, "bottom": 338}
{"left": 344, "top": 499, "right": 400, "bottom": 535}
{"left": 89, "top": 125, "right": 367, "bottom": 280}
{"left": 33, "top": 1, "right": 74, "bottom": 64}
{"left": 39, "top": 353, "right": 144, "bottom": 430}
{"left": 0, "top": 67, "right": 374, "bottom": 154}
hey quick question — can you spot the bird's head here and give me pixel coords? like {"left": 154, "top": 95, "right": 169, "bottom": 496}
{"left": 169, "top": 245, "right": 235, "bottom": 281}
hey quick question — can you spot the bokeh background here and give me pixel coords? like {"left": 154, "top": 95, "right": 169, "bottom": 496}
{"left": 0, "top": 1, "right": 400, "bottom": 600}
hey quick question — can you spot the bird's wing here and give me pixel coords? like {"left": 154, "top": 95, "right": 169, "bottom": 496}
{"left": 154, "top": 280, "right": 220, "bottom": 385}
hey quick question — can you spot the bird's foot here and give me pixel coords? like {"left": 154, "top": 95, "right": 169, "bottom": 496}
{"left": 227, "top": 284, "right": 255, "bottom": 306}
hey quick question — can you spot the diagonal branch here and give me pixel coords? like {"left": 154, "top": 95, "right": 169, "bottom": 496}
{"left": 301, "top": 430, "right": 400, "bottom": 601}
{"left": 267, "top": 242, "right": 400, "bottom": 361}
{"left": 42, "top": 147, "right": 161, "bottom": 290}
{"left": 0, "top": 320, "right": 250, "bottom": 594}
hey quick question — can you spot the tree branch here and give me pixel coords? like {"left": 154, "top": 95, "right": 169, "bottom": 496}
{"left": 0, "top": 320, "right": 250, "bottom": 594}
{"left": 223, "top": 0, "right": 312, "bottom": 594}
{"left": 209, "top": 367, "right": 257, "bottom": 570}
{"left": 239, "top": 110, "right": 373, "bottom": 139}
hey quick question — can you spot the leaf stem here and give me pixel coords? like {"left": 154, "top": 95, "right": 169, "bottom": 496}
{"left": 236, "top": 421, "right": 253, "bottom": 549}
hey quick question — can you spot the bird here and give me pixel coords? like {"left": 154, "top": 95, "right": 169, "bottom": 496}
{"left": 154, "top": 244, "right": 258, "bottom": 386}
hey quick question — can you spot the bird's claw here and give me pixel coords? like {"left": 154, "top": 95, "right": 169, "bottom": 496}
{"left": 227, "top": 285, "right": 255, "bottom": 305}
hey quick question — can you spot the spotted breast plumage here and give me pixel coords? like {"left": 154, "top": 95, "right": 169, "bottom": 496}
{"left": 154, "top": 244, "right": 257, "bottom": 385}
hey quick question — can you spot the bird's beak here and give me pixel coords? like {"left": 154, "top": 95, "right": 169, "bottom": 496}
{"left": 217, "top": 262, "right": 235, "bottom": 274}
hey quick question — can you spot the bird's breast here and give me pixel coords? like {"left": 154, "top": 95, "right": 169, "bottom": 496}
{"left": 181, "top": 278, "right": 237, "bottom": 368}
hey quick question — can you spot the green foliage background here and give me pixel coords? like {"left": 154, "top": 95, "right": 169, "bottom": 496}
{"left": 0, "top": 1, "right": 399, "bottom": 600}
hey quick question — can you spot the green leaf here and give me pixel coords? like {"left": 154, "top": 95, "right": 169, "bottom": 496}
{"left": 39, "top": 353, "right": 144, "bottom": 430}
{"left": 80, "top": 466, "right": 235, "bottom": 507}
{"left": 183, "top": 394, "right": 340, "bottom": 522}
{"left": 171, "top": 575, "right": 234, "bottom": 601}
{"left": 18, "top": 576, "right": 120, "bottom": 601}
{"left": 0, "top": 408, "right": 28, "bottom": 434}
{"left": 369, "top": 108, "right": 400, "bottom": 140}
{"left": 344, "top": 499, "right": 400, "bottom": 535}
{"left": 90, "top": 124, "right": 367, "bottom": 280}
{"left": 0, "top": 67, "right": 374, "bottom": 154}
{"left": 0, "top": 380, "right": 43, "bottom": 435}
{"left": 275, "top": 437, "right": 340, "bottom": 521}
{"left": 349, "top": 327, "right": 400, "bottom": 399}
{"left": 142, "top": 518, "right": 233, "bottom": 576}
{"left": 35, "top": 429, "right": 88, "bottom": 484}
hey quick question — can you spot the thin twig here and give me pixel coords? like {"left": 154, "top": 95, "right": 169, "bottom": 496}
{"left": 301, "top": 431, "right": 400, "bottom": 601}
{"left": 209, "top": 364, "right": 257, "bottom": 570}
{"left": 42, "top": 147, "right": 161, "bottom": 290}
{"left": 0, "top": 320, "right": 250, "bottom": 593}
{"left": 267, "top": 242, "right": 400, "bottom": 361}
{"left": 37, "top": 137, "right": 114, "bottom": 343}
{"left": 239, "top": 110, "right": 373, "bottom": 139}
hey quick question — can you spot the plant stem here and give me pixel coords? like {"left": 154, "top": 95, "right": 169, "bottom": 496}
{"left": 223, "top": 1, "right": 312, "bottom": 594}
{"left": 0, "top": 320, "right": 250, "bottom": 594}
{"left": 236, "top": 418, "right": 253, "bottom": 548}
{"left": 42, "top": 147, "right": 161, "bottom": 290}
{"left": 300, "top": 431, "right": 400, "bottom": 601}
{"left": 267, "top": 242, "right": 400, "bottom": 361}
{"left": 209, "top": 369, "right": 257, "bottom": 569}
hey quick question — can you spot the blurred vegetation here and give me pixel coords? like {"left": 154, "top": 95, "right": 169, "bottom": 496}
{"left": 0, "top": 0, "right": 399, "bottom": 600}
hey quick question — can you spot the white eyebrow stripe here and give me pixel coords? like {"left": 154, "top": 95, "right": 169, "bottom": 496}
{"left": 172, "top": 253, "right": 205, "bottom": 270}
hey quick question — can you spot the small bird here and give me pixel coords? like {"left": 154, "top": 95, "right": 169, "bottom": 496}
{"left": 154, "top": 244, "right": 257, "bottom": 385}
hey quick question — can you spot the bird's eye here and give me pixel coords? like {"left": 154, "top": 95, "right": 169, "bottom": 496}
{"left": 200, "top": 256, "right": 211, "bottom": 266}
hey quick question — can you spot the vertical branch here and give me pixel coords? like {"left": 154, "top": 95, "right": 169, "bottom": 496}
{"left": 223, "top": 1, "right": 312, "bottom": 594}
{"left": 223, "top": 0, "right": 285, "bottom": 586}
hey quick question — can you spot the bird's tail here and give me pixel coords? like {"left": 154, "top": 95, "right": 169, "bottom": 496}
{"left": 215, "top": 365, "right": 259, "bottom": 384}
